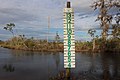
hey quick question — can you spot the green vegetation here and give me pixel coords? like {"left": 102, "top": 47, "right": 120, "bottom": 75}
{"left": 0, "top": 40, "right": 4, "bottom": 46}
{"left": 2, "top": 34, "right": 119, "bottom": 53}
{"left": 1, "top": 36, "right": 63, "bottom": 52}
{"left": 1, "top": 36, "right": 93, "bottom": 52}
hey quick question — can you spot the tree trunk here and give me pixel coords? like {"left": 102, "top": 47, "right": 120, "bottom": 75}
{"left": 93, "top": 38, "right": 96, "bottom": 52}
{"left": 11, "top": 32, "right": 15, "bottom": 46}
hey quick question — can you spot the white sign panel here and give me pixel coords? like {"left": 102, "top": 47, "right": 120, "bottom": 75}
{"left": 63, "top": 8, "right": 75, "bottom": 68}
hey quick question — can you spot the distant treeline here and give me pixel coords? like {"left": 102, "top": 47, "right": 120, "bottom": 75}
{"left": 0, "top": 35, "right": 120, "bottom": 53}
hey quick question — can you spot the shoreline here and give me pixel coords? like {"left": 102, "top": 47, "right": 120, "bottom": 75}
{"left": 1, "top": 45, "right": 118, "bottom": 53}
{"left": 1, "top": 45, "right": 91, "bottom": 53}
{"left": 1, "top": 39, "right": 120, "bottom": 53}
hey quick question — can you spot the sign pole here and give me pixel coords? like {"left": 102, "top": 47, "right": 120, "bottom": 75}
{"left": 63, "top": 1, "right": 75, "bottom": 78}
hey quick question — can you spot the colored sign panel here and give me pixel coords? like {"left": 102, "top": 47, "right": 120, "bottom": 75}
{"left": 63, "top": 8, "right": 75, "bottom": 68}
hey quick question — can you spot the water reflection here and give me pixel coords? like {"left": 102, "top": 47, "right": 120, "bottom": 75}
{"left": 50, "top": 53, "right": 120, "bottom": 80}
{"left": 52, "top": 53, "right": 60, "bottom": 71}
{"left": 101, "top": 53, "right": 110, "bottom": 80}
{"left": 3, "top": 64, "right": 15, "bottom": 72}
{"left": 11, "top": 50, "right": 35, "bottom": 57}
{"left": 0, "top": 48, "right": 120, "bottom": 80}
{"left": 101, "top": 53, "right": 120, "bottom": 80}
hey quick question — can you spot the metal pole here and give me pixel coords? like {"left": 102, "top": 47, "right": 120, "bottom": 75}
{"left": 66, "top": 68, "right": 71, "bottom": 80}
{"left": 47, "top": 16, "right": 50, "bottom": 42}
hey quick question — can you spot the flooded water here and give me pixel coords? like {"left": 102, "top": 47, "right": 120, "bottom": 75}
{"left": 0, "top": 47, "right": 120, "bottom": 80}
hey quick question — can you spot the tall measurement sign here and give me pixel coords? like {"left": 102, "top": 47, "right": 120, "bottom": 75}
{"left": 63, "top": 2, "right": 75, "bottom": 68}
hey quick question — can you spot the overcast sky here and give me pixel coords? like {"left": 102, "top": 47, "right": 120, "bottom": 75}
{"left": 0, "top": 0, "right": 103, "bottom": 41}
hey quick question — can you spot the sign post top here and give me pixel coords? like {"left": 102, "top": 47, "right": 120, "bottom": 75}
{"left": 67, "top": 1, "right": 71, "bottom": 8}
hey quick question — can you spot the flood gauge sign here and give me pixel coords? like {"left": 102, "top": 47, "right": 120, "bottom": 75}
{"left": 63, "top": 1, "right": 75, "bottom": 68}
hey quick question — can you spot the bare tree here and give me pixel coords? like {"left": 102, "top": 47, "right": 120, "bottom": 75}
{"left": 88, "top": 29, "right": 96, "bottom": 51}
{"left": 55, "top": 31, "right": 60, "bottom": 43}
{"left": 4, "top": 23, "right": 15, "bottom": 45}
{"left": 4, "top": 23, "right": 15, "bottom": 37}
{"left": 91, "top": 0, "right": 120, "bottom": 40}
{"left": 112, "top": 13, "right": 120, "bottom": 39}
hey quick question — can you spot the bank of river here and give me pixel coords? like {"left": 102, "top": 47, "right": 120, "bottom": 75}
{"left": 0, "top": 47, "right": 120, "bottom": 80}
{"left": 1, "top": 45, "right": 94, "bottom": 53}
